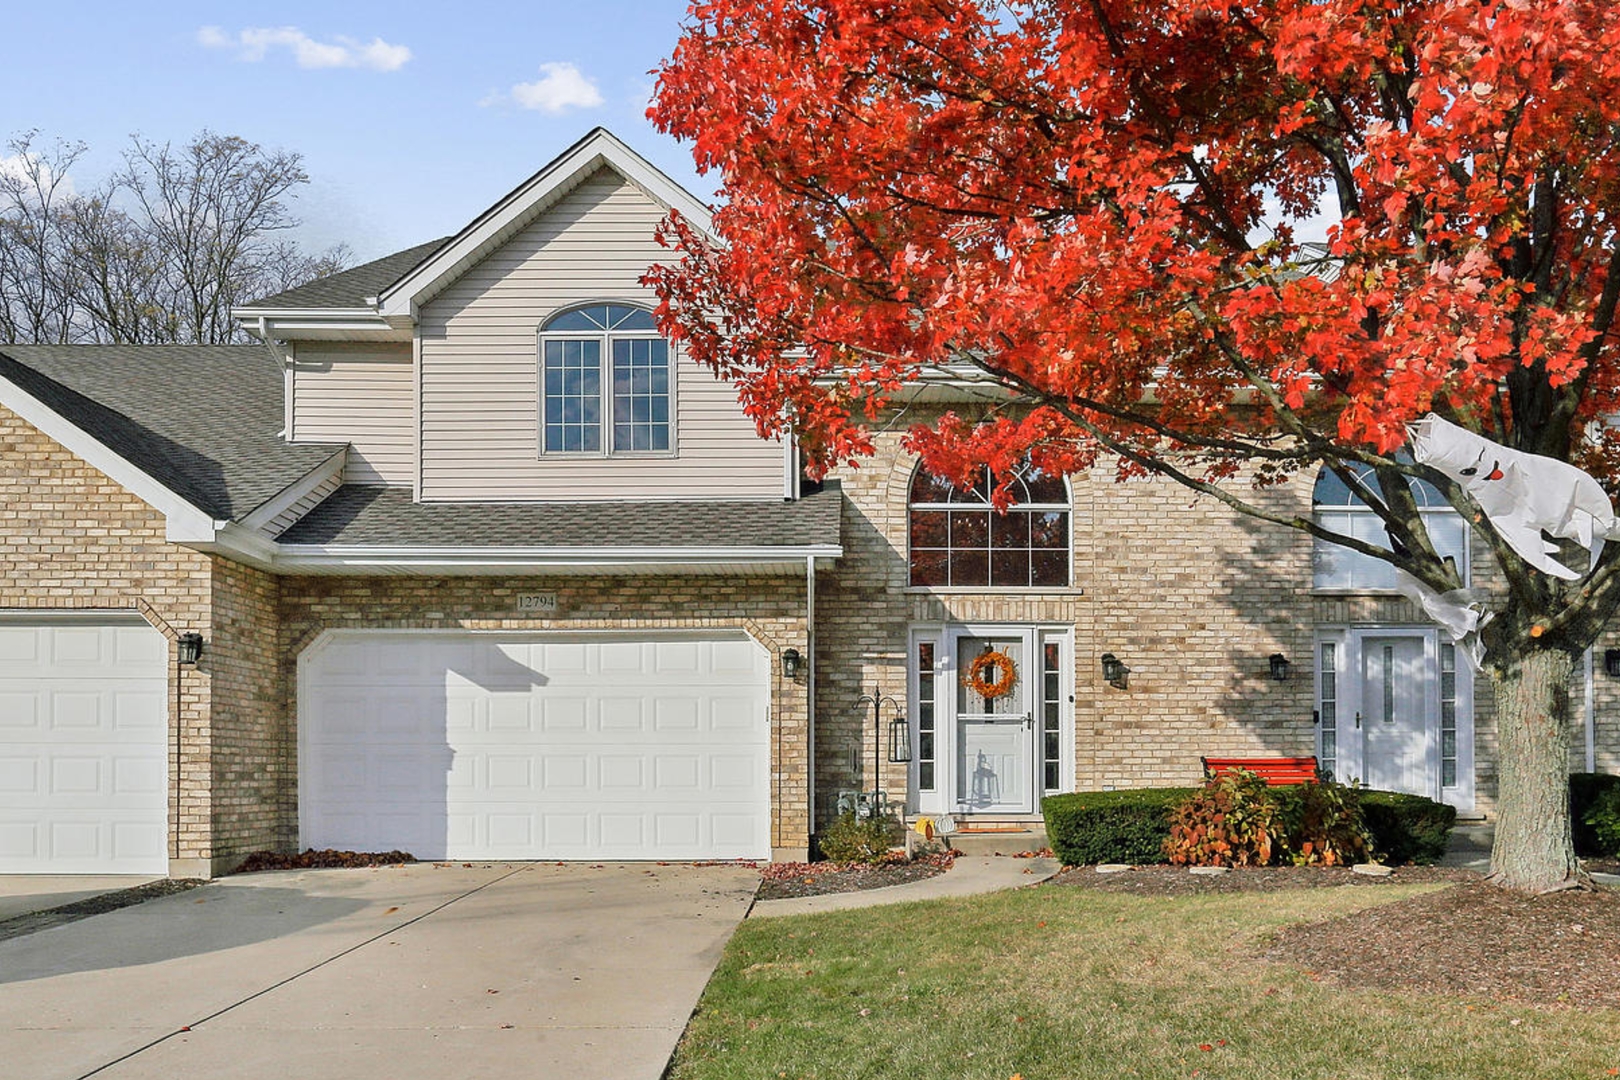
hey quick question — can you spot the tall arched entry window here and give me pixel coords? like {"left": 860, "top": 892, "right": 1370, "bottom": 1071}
{"left": 908, "top": 465, "right": 1070, "bottom": 588}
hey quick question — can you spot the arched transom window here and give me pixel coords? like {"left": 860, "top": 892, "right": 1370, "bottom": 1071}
{"left": 909, "top": 465, "right": 1070, "bottom": 587}
{"left": 1312, "top": 465, "right": 1469, "bottom": 590}
{"left": 539, "top": 303, "right": 671, "bottom": 455}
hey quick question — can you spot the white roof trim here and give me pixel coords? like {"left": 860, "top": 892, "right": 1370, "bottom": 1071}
{"left": 237, "top": 448, "right": 349, "bottom": 536}
{"left": 377, "top": 128, "right": 714, "bottom": 320}
{"left": 273, "top": 544, "right": 842, "bottom": 562}
{"left": 0, "top": 368, "right": 221, "bottom": 543}
{"left": 192, "top": 527, "right": 841, "bottom": 576}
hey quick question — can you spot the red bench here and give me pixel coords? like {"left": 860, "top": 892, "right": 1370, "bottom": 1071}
{"left": 1201, "top": 756, "right": 1319, "bottom": 786}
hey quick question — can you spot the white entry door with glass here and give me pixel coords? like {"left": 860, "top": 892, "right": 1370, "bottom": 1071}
{"left": 909, "top": 626, "right": 1070, "bottom": 817}
{"left": 1315, "top": 628, "right": 1473, "bottom": 810}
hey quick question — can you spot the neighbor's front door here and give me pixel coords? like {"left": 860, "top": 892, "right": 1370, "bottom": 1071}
{"left": 952, "top": 630, "right": 1036, "bottom": 813}
{"left": 1358, "top": 633, "right": 1433, "bottom": 797}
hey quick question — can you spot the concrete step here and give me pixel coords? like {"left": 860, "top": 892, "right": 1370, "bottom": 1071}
{"left": 947, "top": 828, "right": 1048, "bottom": 856}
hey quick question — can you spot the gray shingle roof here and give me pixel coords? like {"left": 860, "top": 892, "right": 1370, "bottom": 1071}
{"left": 279, "top": 483, "right": 844, "bottom": 549}
{"left": 0, "top": 344, "right": 343, "bottom": 521}
{"left": 240, "top": 237, "right": 450, "bottom": 310}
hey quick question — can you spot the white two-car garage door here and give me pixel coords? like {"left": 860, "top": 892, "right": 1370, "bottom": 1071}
{"left": 299, "top": 632, "right": 770, "bottom": 861}
{"left": 0, "top": 615, "right": 169, "bottom": 874}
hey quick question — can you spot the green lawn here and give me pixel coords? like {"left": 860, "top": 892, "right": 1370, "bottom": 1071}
{"left": 669, "top": 884, "right": 1620, "bottom": 1079}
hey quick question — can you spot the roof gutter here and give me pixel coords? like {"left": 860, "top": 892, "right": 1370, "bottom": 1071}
{"left": 184, "top": 529, "right": 843, "bottom": 575}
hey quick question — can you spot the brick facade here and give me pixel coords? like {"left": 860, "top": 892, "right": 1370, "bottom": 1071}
{"left": 815, "top": 411, "right": 1617, "bottom": 829}
{"left": 8, "top": 387, "right": 1620, "bottom": 872}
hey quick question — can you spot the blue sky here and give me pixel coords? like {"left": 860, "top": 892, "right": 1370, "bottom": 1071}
{"left": 1, "top": 1, "right": 706, "bottom": 260}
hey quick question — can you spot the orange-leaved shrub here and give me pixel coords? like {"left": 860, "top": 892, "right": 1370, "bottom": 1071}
{"left": 1166, "top": 770, "right": 1377, "bottom": 867}
{"left": 1164, "top": 769, "right": 1282, "bottom": 866}
{"left": 1276, "top": 780, "right": 1373, "bottom": 866}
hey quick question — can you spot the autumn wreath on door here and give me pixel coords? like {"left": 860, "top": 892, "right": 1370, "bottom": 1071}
{"left": 962, "top": 646, "right": 1018, "bottom": 700}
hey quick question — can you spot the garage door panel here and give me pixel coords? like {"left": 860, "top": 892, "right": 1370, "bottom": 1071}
{"left": 301, "top": 632, "right": 769, "bottom": 860}
{"left": 113, "top": 690, "right": 165, "bottom": 730}
{"left": 0, "top": 620, "right": 168, "bottom": 873}
{"left": 0, "top": 757, "right": 38, "bottom": 793}
{"left": 0, "top": 693, "right": 38, "bottom": 728}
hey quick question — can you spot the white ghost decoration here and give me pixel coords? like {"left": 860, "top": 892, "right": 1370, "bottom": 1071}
{"left": 1407, "top": 413, "right": 1620, "bottom": 580}
{"left": 1394, "top": 571, "right": 1490, "bottom": 671}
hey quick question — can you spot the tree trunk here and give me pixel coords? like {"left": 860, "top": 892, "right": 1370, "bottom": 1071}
{"left": 1487, "top": 647, "right": 1588, "bottom": 892}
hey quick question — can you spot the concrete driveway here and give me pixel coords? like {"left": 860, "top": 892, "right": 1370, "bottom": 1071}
{"left": 0, "top": 861, "right": 758, "bottom": 1080}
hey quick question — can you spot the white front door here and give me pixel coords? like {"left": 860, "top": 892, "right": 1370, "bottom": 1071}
{"left": 1316, "top": 629, "right": 1474, "bottom": 810}
{"left": 952, "top": 630, "right": 1035, "bottom": 813}
{"left": 1360, "top": 635, "right": 1430, "bottom": 794}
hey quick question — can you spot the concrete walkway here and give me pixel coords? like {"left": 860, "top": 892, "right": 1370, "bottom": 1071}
{"left": 0, "top": 862, "right": 757, "bottom": 1080}
{"left": 749, "top": 855, "right": 1061, "bottom": 918}
{"left": 1441, "top": 823, "right": 1620, "bottom": 884}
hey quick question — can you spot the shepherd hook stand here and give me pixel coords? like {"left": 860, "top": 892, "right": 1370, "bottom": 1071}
{"left": 855, "top": 686, "right": 905, "bottom": 818}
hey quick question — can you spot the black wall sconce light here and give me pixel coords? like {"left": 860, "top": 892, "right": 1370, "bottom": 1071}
{"left": 888, "top": 714, "right": 912, "bottom": 763}
{"left": 177, "top": 632, "right": 204, "bottom": 666}
{"left": 1605, "top": 649, "right": 1620, "bottom": 678}
{"left": 1101, "top": 652, "right": 1130, "bottom": 690}
{"left": 1269, "top": 653, "right": 1291, "bottom": 681}
{"left": 781, "top": 647, "right": 802, "bottom": 680}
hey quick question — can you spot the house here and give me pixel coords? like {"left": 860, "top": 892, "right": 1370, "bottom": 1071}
{"left": 0, "top": 129, "right": 1614, "bottom": 877}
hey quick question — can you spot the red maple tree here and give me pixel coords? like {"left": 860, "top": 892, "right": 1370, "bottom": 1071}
{"left": 647, "top": 0, "right": 1620, "bottom": 892}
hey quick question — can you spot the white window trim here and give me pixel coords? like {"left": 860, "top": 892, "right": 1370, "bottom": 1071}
{"left": 537, "top": 304, "right": 678, "bottom": 459}
{"left": 905, "top": 465, "right": 1074, "bottom": 590}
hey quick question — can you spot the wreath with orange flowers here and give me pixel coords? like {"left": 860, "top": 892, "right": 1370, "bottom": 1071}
{"left": 962, "top": 649, "right": 1018, "bottom": 700}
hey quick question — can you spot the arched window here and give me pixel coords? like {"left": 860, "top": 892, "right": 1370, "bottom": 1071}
{"left": 539, "top": 303, "right": 671, "bottom": 455}
{"left": 1312, "top": 465, "right": 1468, "bottom": 590}
{"left": 908, "top": 465, "right": 1070, "bottom": 587}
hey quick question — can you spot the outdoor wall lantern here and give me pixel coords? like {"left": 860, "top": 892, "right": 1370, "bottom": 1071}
{"left": 1100, "top": 652, "right": 1130, "bottom": 690}
{"left": 781, "top": 647, "right": 803, "bottom": 680}
{"left": 1269, "top": 653, "right": 1291, "bottom": 681}
{"left": 888, "top": 714, "right": 912, "bottom": 763}
{"left": 1606, "top": 649, "right": 1620, "bottom": 678}
{"left": 177, "top": 632, "right": 204, "bottom": 667}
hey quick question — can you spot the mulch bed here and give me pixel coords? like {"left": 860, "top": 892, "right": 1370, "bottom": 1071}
{"left": 233, "top": 848, "right": 417, "bottom": 872}
{"left": 757, "top": 852, "right": 956, "bottom": 900}
{"left": 1047, "top": 863, "right": 1474, "bottom": 896}
{"left": 1264, "top": 876, "right": 1620, "bottom": 1008}
{"left": 0, "top": 878, "right": 205, "bottom": 944}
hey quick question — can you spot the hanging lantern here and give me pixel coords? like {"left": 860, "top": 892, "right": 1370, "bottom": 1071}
{"left": 888, "top": 714, "right": 912, "bottom": 762}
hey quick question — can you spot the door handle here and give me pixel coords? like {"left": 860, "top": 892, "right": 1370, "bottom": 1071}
{"left": 1355, "top": 711, "right": 1362, "bottom": 729}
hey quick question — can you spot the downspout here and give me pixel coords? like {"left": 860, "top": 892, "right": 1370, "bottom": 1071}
{"left": 805, "top": 554, "right": 817, "bottom": 848}
{"left": 1585, "top": 646, "right": 1597, "bottom": 773}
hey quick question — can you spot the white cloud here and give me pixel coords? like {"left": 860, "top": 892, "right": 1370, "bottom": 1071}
{"left": 196, "top": 26, "right": 412, "bottom": 72}
{"left": 491, "top": 62, "right": 605, "bottom": 114}
{"left": 0, "top": 153, "right": 75, "bottom": 197}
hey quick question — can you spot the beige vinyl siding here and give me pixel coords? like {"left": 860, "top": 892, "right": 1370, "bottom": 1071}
{"left": 417, "top": 167, "right": 781, "bottom": 501}
{"left": 289, "top": 342, "right": 414, "bottom": 486}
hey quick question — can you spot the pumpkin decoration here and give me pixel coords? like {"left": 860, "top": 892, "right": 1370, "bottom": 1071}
{"left": 962, "top": 648, "right": 1018, "bottom": 700}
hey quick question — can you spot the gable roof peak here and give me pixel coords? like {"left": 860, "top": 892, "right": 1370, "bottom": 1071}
{"left": 375, "top": 128, "right": 711, "bottom": 321}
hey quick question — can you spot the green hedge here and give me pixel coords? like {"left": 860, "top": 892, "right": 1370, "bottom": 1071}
{"left": 1042, "top": 789, "right": 1195, "bottom": 866}
{"left": 1358, "top": 790, "right": 1456, "bottom": 865}
{"left": 1044, "top": 785, "right": 1458, "bottom": 867}
{"left": 1570, "top": 773, "right": 1620, "bottom": 855}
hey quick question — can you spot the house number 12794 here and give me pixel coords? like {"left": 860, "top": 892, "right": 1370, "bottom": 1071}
{"left": 517, "top": 593, "right": 558, "bottom": 613}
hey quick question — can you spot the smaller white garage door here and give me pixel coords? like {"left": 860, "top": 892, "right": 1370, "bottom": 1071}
{"left": 0, "top": 615, "right": 169, "bottom": 874}
{"left": 299, "top": 632, "right": 771, "bottom": 861}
